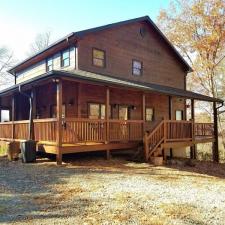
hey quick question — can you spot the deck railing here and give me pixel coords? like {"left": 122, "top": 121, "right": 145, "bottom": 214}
{"left": 34, "top": 118, "right": 57, "bottom": 142}
{"left": 0, "top": 118, "right": 215, "bottom": 144}
{"left": 144, "top": 120, "right": 215, "bottom": 161}
{"left": 63, "top": 118, "right": 106, "bottom": 143}
{"left": 195, "top": 123, "right": 214, "bottom": 137}
{"left": 165, "top": 120, "right": 192, "bottom": 141}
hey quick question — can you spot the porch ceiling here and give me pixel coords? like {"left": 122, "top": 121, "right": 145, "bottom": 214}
{"left": 0, "top": 69, "right": 223, "bottom": 103}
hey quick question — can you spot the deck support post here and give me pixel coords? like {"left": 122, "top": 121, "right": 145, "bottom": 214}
{"left": 213, "top": 102, "right": 219, "bottom": 162}
{"left": 106, "top": 149, "right": 111, "bottom": 160}
{"left": 190, "top": 99, "right": 196, "bottom": 159}
{"left": 11, "top": 95, "right": 15, "bottom": 140}
{"left": 169, "top": 96, "right": 173, "bottom": 158}
{"left": 56, "top": 79, "right": 63, "bottom": 165}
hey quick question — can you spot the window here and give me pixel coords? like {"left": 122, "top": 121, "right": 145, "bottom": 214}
{"left": 61, "top": 49, "right": 70, "bottom": 67}
{"left": 1, "top": 110, "right": 10, "bottom": 122}
{"left": 50, "top": 105, "right": 66, "bottom": 118}
{"left": 175, "top": 110, "right": 183, "bottom": 121}
{"left": 132, "top": 60, "right": 142, "bottom": 76}
{"left": 46, "top": 57, "right": 53, "bottom": 72}
{"left": 92, "top": 48, "right": 105, "bottom": 67}
{"left": 89, "top": 103, "right": 105, "bottom": 119}
{"left": 146, "top": 108, "right": 154, "bottom": 121}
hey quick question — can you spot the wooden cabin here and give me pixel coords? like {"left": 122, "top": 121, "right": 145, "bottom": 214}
{"left": 0, "top": 16, "right": 223, "bottom": 164}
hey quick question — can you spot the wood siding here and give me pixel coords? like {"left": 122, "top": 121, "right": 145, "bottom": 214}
{"left": 78, "top": 21, "right": 187, "bottom": 89}
{"left": 32, "top": 81, "right": 185, "bottom": 130}
{"left": 16, "top": 47, "right": 76, "bottom": 84}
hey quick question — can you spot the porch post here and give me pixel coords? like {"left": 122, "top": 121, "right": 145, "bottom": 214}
{"left": 142, "top": 93, "right": 146, "bottom": 134}
{"left": 32, "top": 88, "right": 36, "bottom": 120}
{"left": 11, "top": 95, "right": 15, "bottom": 140}
{"left": 169, "top": 96, "right": 173, "bottom": 158}
{"left": 105, "top": 87, "right": 110, "bottom": 143}
{"left": 56, "top": 79, "right": 63, "bottom": 165}
{"left": 105, "top": 87, "right": 110, "bottom": 159}
{"left": 190, "top": 99, "right": 196, "bottom": 159}
{"left": 213, "top": 101, "right": 219, "bottom": 162}
{"left": 77, "top": 83, "right": 81, "bottom": 117}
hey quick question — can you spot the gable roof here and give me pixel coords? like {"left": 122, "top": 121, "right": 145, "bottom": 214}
{"left": 9, "top": 15, "right": 192, "bottom": 74}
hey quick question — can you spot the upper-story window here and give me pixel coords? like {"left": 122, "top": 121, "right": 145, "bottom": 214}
{"left": 132, "top": 60, "right": 143, "bottom": 76}
{"left": 46, "top": 57, "right": 53, "bottom": 72}
{"left": 92, "top": 48, "right": 105, "bottom": 68}
{"left": 61, "top": 49, "right": 70, "bottom": 67}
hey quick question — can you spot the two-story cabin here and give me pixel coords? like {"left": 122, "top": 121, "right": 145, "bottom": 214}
{"left": 0, "top": 16, "right": 223, "bottom": 164}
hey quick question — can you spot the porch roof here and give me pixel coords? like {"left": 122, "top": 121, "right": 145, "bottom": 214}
{"left": 0, "top": 70, "right": 223, "bottom": 103}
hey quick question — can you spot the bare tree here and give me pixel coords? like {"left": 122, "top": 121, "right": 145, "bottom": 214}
{"left": 0, "top": 47, "right": 15, "bottom": 89}
{"left": 28, "top": 30, "right": 52, "bottom": 56}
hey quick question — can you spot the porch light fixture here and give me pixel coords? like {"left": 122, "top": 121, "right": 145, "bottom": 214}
{"left": 186, "top": 104, "right": 190, "bottom": 108}
{"left": 130, "top": 105, "right": 136, "bottom": 110}
{"left": 68, "top": 99, "right": 74, "bottom": 106}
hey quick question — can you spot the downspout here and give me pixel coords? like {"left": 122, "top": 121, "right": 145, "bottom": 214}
{"left": 217, "top": 101, "right": 224, "bottom": 112}
{"left": 18, "top": 86, "right": 33, "bottom": 140}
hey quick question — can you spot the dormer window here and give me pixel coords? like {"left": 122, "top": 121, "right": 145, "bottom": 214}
{"left": 46, "top": 57, "right": 53, "bottom": 72}
{"left": 61, "top": 49, "right": 70, "bottom": 67}
{"left": 132, "top": 60, "right": 143, "bottom": 76}
{"left": 92, "top": 48, "right": 105, "bottom": 68}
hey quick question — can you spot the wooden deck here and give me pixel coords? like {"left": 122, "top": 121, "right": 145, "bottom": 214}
{"left": 0, "top": 118, "right": 215, "bottom": 163}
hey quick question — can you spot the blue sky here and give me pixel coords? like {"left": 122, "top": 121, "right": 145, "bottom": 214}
{"left": 0, "top": 0, "right": 170, "bottom": 60}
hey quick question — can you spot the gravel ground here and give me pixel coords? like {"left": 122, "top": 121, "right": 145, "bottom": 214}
{"left": 0, "top": 154, "right": 225, "bottom": 225}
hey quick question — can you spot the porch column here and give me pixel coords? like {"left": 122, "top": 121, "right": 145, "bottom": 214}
{"left": 105, "top": 87, "right": 110, "bottom": 143}
{"left": 77, "top": 83, "right": 81, "bottom": 117}
{"left": 169, "top": 96, "right": 173, "bottom": 158}
{"left": 11, "top": 95, "right": 15, "bottom": 140}
{"left": 190, "top": 99, "right": 196, "bottom": 159}
{"left": 56, "top": 79, "right": 63, "bottom": 165}
{"left": 105, "top": 87, "right": 110, "bottom": 159}
{"left": 142, "top": 93, "right": 146, "bottom": 134}
{"left": 32, "top": 88, "right": 37, "bottom": 120}
{"left": 213, "top": 102, "right": 219, "bottom": 162}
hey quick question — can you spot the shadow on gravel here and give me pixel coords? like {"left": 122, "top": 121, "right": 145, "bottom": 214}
{"left": 165, "top": 160, "right": 225, "bottom": 179}
{"left": 0, "top": 154, "right": 102, "bottom": 224}
{"left": 1, "top": 152, "right": 225, "bottom": 224}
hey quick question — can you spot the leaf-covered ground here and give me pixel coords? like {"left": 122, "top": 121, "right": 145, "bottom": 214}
{"left": 0, "top": 154, "right": 225, "bottom": 225}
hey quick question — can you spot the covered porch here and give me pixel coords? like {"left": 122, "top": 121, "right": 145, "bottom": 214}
{"left": 0, "top": 70, "right": 222, "bottom": 164}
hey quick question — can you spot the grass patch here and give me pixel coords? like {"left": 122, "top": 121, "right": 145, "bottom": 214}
{"left": 0, "top": 146, "right": 7, "bottom": 156}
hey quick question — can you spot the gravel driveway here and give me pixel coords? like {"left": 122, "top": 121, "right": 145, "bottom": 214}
{"left": 0, "top": 154, "right": 225, "bottom": 225}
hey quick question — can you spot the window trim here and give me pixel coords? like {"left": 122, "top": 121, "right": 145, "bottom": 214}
{"left": 92, "top": 48, "right": 106, "bottom": 68}
{"left": 61, "top": 48, "right": 70, "bottom": 68}
{"left": 88, "top": 102, "right": 106, "bottom": 119}
{"left": 46, "top": 57, "right": 53, "bottom": 72}
{"left": 175, "top": 110, "right": 183, "bottom": 121}
{"left": 132, "top": 59, "right": 143, "bottom": 76}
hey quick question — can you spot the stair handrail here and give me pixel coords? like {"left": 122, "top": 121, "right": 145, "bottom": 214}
{"left": 144, "top": 120, "right": 165, "bottom": 161}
